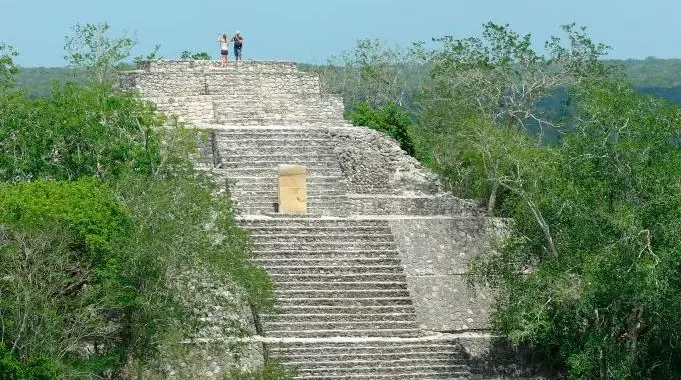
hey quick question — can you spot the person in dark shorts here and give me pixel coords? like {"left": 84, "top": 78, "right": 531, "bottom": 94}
{"left": 230, "top": 31, "right": 244, "bottom": 60}
{"left": 217, "top": 33, "right": 229, "bottom": 66}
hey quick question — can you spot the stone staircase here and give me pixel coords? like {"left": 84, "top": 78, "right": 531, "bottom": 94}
{"left": 268, "top": 340, "right": 470, "bottom": 379}
{"left": 239, "top": 216, "right": 474, "bottom": 378}
{"left": 241, "top": 218, "right": 421, "bottom": 339}
{"left": 210, "top": 126, "right": 350, "bottom": 217}
{"left": 120, "top": 60, "right": 500, "bottom": 379}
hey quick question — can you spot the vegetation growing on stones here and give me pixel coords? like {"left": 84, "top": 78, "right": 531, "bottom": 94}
{"left": 225, "top": 359, "right": 297, "bottom": 380}
{"left": 345, "top": 101, "right": 416, "bottom": 156}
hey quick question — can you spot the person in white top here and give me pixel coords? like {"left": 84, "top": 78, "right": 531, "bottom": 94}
{"left": 217, "top": 34, "right": 229, "bottom": 66}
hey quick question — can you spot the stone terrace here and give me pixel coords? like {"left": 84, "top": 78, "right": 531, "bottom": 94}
{"left": 121, "top": 60, "right": 521, "bottom": 379}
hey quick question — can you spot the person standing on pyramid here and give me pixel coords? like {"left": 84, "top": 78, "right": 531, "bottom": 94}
{"left": 217, "top": 33, "right": 229, "bottom": 66}
{"left": 230, "top": 31, "right": 244, "bottom": 60}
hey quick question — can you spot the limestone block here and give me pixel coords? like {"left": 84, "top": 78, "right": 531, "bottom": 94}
{"left": 278, "top": 164, "right": 307, "bottom": 215}
{"left": 407, "top": 274, "right": 491, "bottom": 331}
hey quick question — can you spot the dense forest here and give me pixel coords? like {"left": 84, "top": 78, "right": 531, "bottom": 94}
{"left": 3, "top": 21, "right": 681, "bottom": 379}
{"left": 14, "top": 57, "right": 681, "bottom": 103}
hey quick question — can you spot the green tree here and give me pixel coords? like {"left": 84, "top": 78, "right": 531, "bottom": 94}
{"left": 63, "top": 22, "right": 136, "bottom": 86}
{"left": 415, "top": 22, "right": 610, "bottom": 134}
{"left": 412, "top": 23, "right": 611, "bottom": 213}
{"left": 0, "top": 43, "right": 19, "bottom": 90}
{"left": 311, "top": 38, "right": 427, "bottom": 110}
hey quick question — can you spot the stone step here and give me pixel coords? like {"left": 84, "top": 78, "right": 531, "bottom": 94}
{"left": 217, "top": 144, "right": 335, "bottom": 154}
{"left": 238, "top": 219, "right": 389, "bottom": 228}
{"left": 233, "top": 198, "right": 350, "bottom": 208}
{"left": 211, "top": 96, "right": 331, "bottom": 106}
{"left": 268, "top": 341, "right": 468, "bottom": 354}
{"left": 219, "top": 145, "right": 337, "bottom": 154}
{"left": 221, "top": 153, "right": 337, "bottom": 162}
{"left": 293, "top": 374, "right": 467, "bottom": 380}
{"left": 271, "top": 305, "right": 417, "bottom": 315}
{"left": 264, "top": 328, "right": 419, "bottom": 338}
{"left": 272, "top": 288, "right": 410, "bottom": 298}
{"left": 244, "top": 226, "right": 392, "bottom": 234}
{"left": 219, "top": 167, "right": 342, "bottom": 177}
{"left": 272, "top": 281, "right": 409, "bottom": 291}
{"left": 217, "top": 141, "right": 335, "bottom": 150}
{"left": 218, "top": 149, "right": 339, "bottom": 158}
{"left": 231, "top": 188, "right": 344, "bottom": 197}
{"left": 151, "top": 93, "right": 321, "bottom": 103}
{"left": 214, "top": 134, "right": 332, "bottom": 142}
{"left": 221, "top": 162, "right": 339, "bottom": 170}
{"left": 262, "top": 312, "right": 417, "bottom": 323}
{"left": 233, "top": 194, "right": 348, "bottom": 202}
{"left": 284, "top": 358, "right": 467, "bottom": 371}
{"left": 275, "top": 297, "right": 413, "bottom": 307}
{"left": 253, "top": 254, "right": 402, "bottom": 266}
{"left": 235, "top": 198, "right": 349, "bottom": 206}
{"left": 216, "top": 117, "right": 344, "bottom": 127}
{"left": 249, "top": 233, "right": 395, "bottom": 243}
{"left": 228, "top": 185, "right": 344, "bottom": 194}
{"left": 272, "top": 349, "right": 463, "bottom": 362}
{"left": 213, "top": 100, "right": 330, "bottom": 112}
{"left": 290, "top": 365, "right": 468, "bottom": 379}
{"left": 262, "top": 320, "right": 420, "bottom": 333}
{"left": 214, "top": 129, "right": 332, "bottom": 136}
{"left": 254, "top": 258, "right": 403, "bottom": 267}
{"left": 225, "top": 175, "right": 342, "bottom": 186}
{"left": 253, "top": 247, "right": 400, "bottom": 255}
{"left": 219, "top": 161, "right": 341, "bottom": 169}
{"left": 269, "top": 273, "right": 407, "bottom": 283}
{"left": 221, "top": 151, "right": 338, "bottom": 159}
{"left": 232, "top": 194, "right": 346, "bottom": 203}
{"left": 235, "top": 207, "right": 347, "bottom": 217}
{"left": 253, "top": 241, "right": 397, "bottom": 249}
{"left": 262, "top": 265, "right": 404, "bottom": 275}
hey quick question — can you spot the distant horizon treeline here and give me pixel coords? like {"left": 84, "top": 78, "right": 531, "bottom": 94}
{"left": 12, "top": 57, "right": 681, "bottom": 102}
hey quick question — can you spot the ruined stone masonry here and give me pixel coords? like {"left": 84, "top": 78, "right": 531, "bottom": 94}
{"left": 120, "top": 60, "right": 533, "bottom": 379}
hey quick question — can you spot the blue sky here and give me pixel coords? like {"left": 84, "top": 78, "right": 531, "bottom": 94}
{"left": 1, "top": 0, "right": 680, "bottom": 67}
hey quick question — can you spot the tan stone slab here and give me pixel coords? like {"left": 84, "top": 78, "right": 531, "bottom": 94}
{"left": 278, "top": 164, "right": 307, "bottom": 215}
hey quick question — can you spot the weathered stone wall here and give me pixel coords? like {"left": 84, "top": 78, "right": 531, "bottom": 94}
{"left": 389, "top": 218, "right": 497, "bottom": 331}
{"left": 329, "top": 126, "right": 443, "bottom": 195}
{"left": 120, "top": 60, "right": 344, "bottom": 126}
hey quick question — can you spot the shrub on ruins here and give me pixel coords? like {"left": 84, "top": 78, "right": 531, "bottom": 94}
{"left": 0, "top": 45, "right": 273, "bottom": 377}
{"left": 345, "top": 100, "right": 416, "bottom": 156}
{"left": 181, "top": 50, "right": 212, "bottom": 60}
